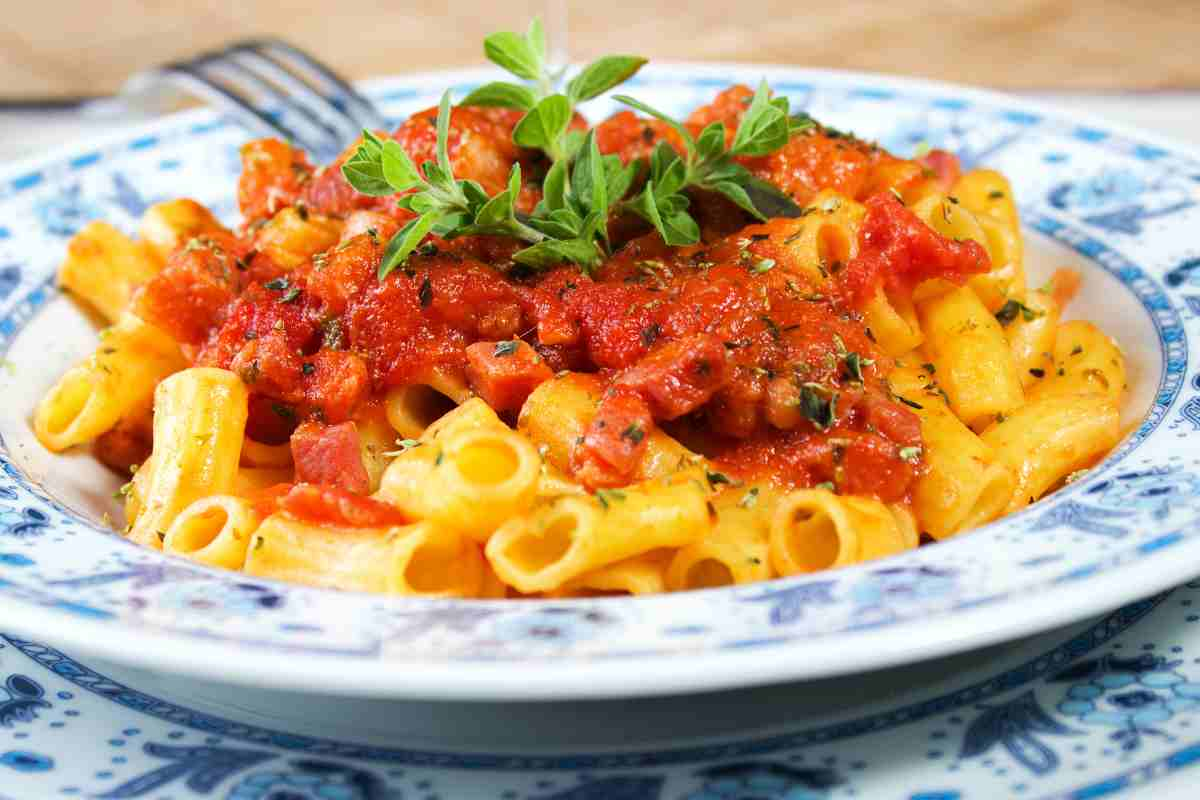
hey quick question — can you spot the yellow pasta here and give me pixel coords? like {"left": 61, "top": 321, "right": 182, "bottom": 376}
{"left": 163, "top": 495, "right": 261, "bottom": 569}
{"left": 952, "top": 169, "right": 1026, "bottom": 308}
{"left": 57, "top": 222, "right": 164, "bottom": 322}
{"left": 981, "top": 392, "right": 1122, "bottom": 512}
{"left": 485, "top": 472, "right": 709, "bottom": 594}
{"left": 244, "top": 513, "right": 403, "bottom": 592}
{"left": 557, "top": 549, "right": 674, "bottom": 596}
{"left": 389, "top": 522, "right": 486, "bottom": 597}
{"left": 1002, "top": 289, "right": 1061, "bottom": 390}
{"left": 518, "top": 373, "right": 703, "bottom": 481}
{"left": 889, "top": 364, "right": 1015, "bottom": 539}
{"left": 769, "top": 489, "right": 910, "bottom": 577}
{"left": 777, "top": 190, "right": 865, "bottom": 286}
{"left": 34, "top": 312, "right": 185, "bottom": 452}
{"left": 253, "top": 207, "right": 343, "bottom": 269}
{"left": 666, "top": 485, "right": 775, "bottom": 590}
{"left": 377, "top": 424, "right": 541, "bottom": 542}
{"left": 863, "top": 286, "right": 925, "bottom": 356}
{"left": 917, "top": 285, "right": 1025, "bottom": 428}
{"left": 138, "top": 198, "right": 228, "bottom": 260}
{"left": 1028, "top": 320, "right": 1126, "bottom": 404}
{"left": 384, "top": 369, "right": 473, "bottom": 439}
{"left": 126, "top": 368, "right": 248, "bottom": 549}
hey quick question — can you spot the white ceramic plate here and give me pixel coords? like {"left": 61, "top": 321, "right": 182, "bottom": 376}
{"left": 0, "top": 65, "right": 1198, "bottom": 700}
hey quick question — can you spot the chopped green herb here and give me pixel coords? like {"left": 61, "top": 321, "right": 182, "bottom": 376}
{"left": 988, "top": 190, "right": 1005, "bottom": 199}
{"left": 921, "top": 362, "right": 936, "bottom": 374}
{"left": 596, "top": 488, "right": 626, "bottom": 508}
{"left": 382, "top": 438, "right": 423, "bottom": 457}
{"left": 898, "top": 446, "right": 922, "bottom": 463}
{"left": 705, "top": 470, "right": 735, "bottom": 488}
{"left": 418, "top": 275, "right": 433, "bottom": 307}
{"left": 751, "top": 258, "right": 776, "bottom": 274}
{"left": 271, "top": 403, "right": 296, "bottom": 421}
{"left": 279, "top": 285, "right": 301, "bottom": 304}
{"left": 301, "top": 362, "right": 315, "bottom": 375}
{"left": 897, "top": 396, "right": 923, "bottom": 410}
{"left": 621, "top": 422, "right": 645, "bottom": 445}
{"left": 1028, "top": 367, "right": 1046, "bottom": 378}
{"left": 995, "top": 299, "right": 1043, "bottom": 325}
{"left": 814, "top": 481, "right": 835, "bottom": 492}
{"left": 493, "top": 340, "right": 521, "bottom": 357}
{"left": 263, "top": 276, "right": 289, "bottom": 292}
{"left": 799, "top": 384, "right": 838, "bottom": 429}
{"left": 760, "top": 315, "right": 782, "bottom": 342}
{"left": 738, "top": 487, "right": 759, "bottom": 509}
{"left": 1071, "top": 344, "right": 1083, "bottom": 356}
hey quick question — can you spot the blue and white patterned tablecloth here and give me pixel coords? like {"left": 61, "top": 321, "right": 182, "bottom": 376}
{"left": 0, "top": 91, "right": 1198, "bottom": 800}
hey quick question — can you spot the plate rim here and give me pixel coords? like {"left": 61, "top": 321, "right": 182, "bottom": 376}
{"left": 0, "top": 62, "right": 1197, "bottom": 699}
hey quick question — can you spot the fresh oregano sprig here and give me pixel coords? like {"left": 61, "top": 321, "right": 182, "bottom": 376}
{"left": 342, "top": 90, "right": 626, "bottom": 276}
{"left": 612, "top": 80, "right": 812, "bottom": 245}
{"left": 460, "top": 18, "right": 646, "bottom": 162}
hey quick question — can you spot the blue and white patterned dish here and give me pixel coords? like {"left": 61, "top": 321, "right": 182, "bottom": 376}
{"left": 6, "top": 585, "right": 1200, "bottom": 798}
{"left": 0, "top": 65, "right": 1198, "bottom": 699}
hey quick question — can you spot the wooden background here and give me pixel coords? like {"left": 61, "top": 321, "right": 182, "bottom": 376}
{"left": 3, "top": 1, "right": 1198, "bottom": 99}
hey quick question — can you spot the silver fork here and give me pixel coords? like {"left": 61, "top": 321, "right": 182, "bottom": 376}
{"left": 82, "top": 38, "right": 389, "bottom": 161}
{"left": 81, "top": 7, "right": 571, "bottom": 161}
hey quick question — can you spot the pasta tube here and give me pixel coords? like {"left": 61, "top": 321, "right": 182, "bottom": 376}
{"left": 1002, "top": 289, "right": 1060, "bottom": 390}
{"left": 889, "top": 364, "right": 1015, "bottom": 538}
{"left": 981, "top": 392, "right": 1121, "bottom": 512}
{"left": 384, "top": 369, "right": 473, "bottom": 439}
{"left": 518, "top": 373, "right": 703, "bottom": 480}
{"left": 1028, "top": 320, "right": 1126, "bottom": 405}
{"left": 917, "top": 285, "right": 1024, "bottom": 428}
{"left": 377, "top": 424, "right": 542, "bottom": 542}
{"left": 485, "top": 473, "right": 709, "bottom": 593}
{"left": 138, "top": 199, "right": 228, "bottom": 260}
{"left": 665, "top": 485, "right": 776, "bottom": 590}
{"left": 58, "top": 221, "right": 164, "bottom": 322}
{"left": 163, "top": 495, "right": 261, "bottom": 569}
{"left": 244, "top": 513, "right": 403, "bottom": 592}
{"left": 769, "top": 489, "right": 909, "bottom": 576}
{"left": 253, "top": 207, "right": 342, "bottom": 269}
{"left": 34, "top": 312, "right": 185, "bottom": 452}
{"left": 127, "top": 368, "right": 248, "bottom": 548}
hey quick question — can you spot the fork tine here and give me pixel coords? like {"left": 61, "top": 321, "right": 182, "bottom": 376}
{"left": 152, "top": 62, "right": 306, "bottom": 146}
{"left": 246, "top": 38, "right": 388, "bottom": 132}
{"left": 229, "top": 45, "right": 365, "bottom": 147}
{"left": 195, "top": 49, "right": 344, "bottom": 156}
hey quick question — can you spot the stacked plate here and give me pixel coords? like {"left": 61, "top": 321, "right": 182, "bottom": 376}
{"left": 1, "top": 66, "right": 1199, "bottom": 799}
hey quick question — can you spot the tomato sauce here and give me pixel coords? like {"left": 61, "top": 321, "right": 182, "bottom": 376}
{"left": 137, "top": 84, "right": 995, "bottom": 505}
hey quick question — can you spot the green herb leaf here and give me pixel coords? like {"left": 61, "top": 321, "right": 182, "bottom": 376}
{"left": 898, "top": 446, "right": 923, "bottom": 463}
{"left": 798, "top": 384, "right": 837, "bottom": 429}
{"left": 341, "top": 130, "right": 394, "bottom": 195}
{"left": 513, "top": 94, "right": 572, "bottom": 153}
{"left": 566, "top": 55, "right": 647, "bottom": 103}
{"left": 380, "top": 140, "right": 423, "bottom": 191}
{"left": 483, "top": 29, "right": 543, "bottom": 81}
{"left": 459, "top": 81, "right": 537, "bottom": 111}
{"left": 493, "top": 340, "right": 520, "bottom": 357}
{"left": 729, "top": 80, "right": 791, "bottom": 156}
{"left": 995, "top": 299, "right": 1043, "bottom": 325}
{"left": 378, "top": 213, "right": 438, "bottom": 279}
{"left": 513, "top": 237, "right": 601, "bottom": 270}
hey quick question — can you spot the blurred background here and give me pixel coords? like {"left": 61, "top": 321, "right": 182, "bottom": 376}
{"left": 2, "top": 1, "right": 1198, "bottom": 158}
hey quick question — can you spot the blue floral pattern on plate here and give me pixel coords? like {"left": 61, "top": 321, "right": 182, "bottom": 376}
{"left": 4, "top": 585, "right": 1200, "bottom": 797}
{"left": 0, "top": 66, "right": 1198, "bottom": 698}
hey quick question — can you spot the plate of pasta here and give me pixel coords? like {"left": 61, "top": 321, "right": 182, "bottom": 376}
{"left": 0, "top": 26, "right": 1197, "bottom": 699}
